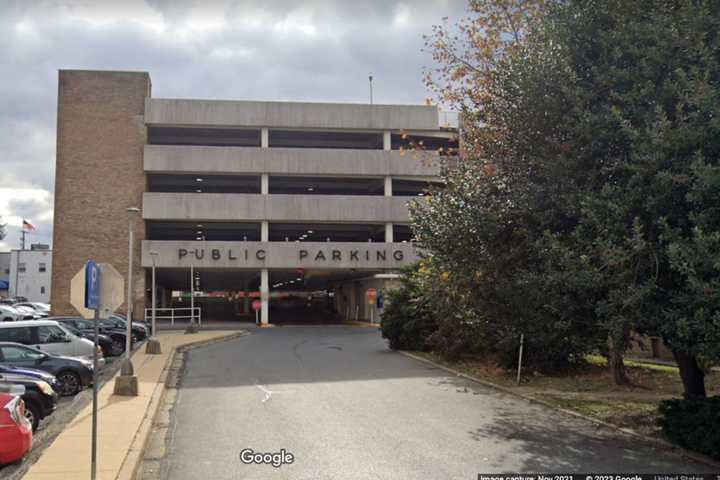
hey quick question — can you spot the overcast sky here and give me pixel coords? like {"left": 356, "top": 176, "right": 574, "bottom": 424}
{"left": 0, "top": 0, "right": 465, "bottom": 252}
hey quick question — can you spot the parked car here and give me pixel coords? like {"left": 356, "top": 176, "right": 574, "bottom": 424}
{"left": 0, "top": 387, "right": 32, "bottom": 464}
{"left": 14, "top": 304, "right": 49, "bottom": 318}
{"left": 13, "top": 303, "right": 50, "bottom": 314}
{"left": 13, "top": 305, "right": 45, "bottom": 320}
{"left": 0, "top": 305, "right": 32, "bottom": 322}
{"left": 0, "top": 343, "right": 94, "bottom": 396}
{"left": 103, "top": 314, "right": 148, "bottom": 341}
{"left": 0, "top": 373, "right": 57, "bottom": 431}
{"left": 0, "top": 297, "right": 27, "bottom": 305}
{"left": 0, "top": 320, "right": 104, "bottom": 366}
{"left": 0, "top": 364, "right": 61, "bottom": 393}
{"left": 60, "top": 323, "right": 116, "bottom": 358}
{"left": 50, "top": 317, "right": 130, "bottom": 357}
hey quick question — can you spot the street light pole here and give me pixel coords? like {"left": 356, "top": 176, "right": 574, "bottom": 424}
{"left": 149, "top": 251, "right": 158, "bottom": 337}
{"left": 125, "top": 207, "right": 140, "bottom": 359}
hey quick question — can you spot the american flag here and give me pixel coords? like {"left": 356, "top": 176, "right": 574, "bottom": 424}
{"left": 22, "top": 219, "right": 36, "bottom": 232}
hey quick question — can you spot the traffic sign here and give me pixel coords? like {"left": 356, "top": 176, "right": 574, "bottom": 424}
{"left": 85, "top": 260, "right": 100, "bottom": 310}
{"left": 97, "top": 264, "right": 124, "bottom": 320}
{"left": 71, "top": 262, "right": 125, "bottom": 319}
{"left": 252, "top": 300, "right": 262, "bottom": 311}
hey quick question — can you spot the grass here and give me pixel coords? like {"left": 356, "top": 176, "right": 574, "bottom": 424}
{"left": 410, "top": 349, "right": 720, "bottom": 438}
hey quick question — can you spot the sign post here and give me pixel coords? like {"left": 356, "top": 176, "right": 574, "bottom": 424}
{"left": 70, "top": 261, "right": 125, "bottom": 480}
{"left": 252, "top": 299, "right": 262, "bottom": 325}
{"left": 85, "top": 261, "right": 100, "bottom": 480}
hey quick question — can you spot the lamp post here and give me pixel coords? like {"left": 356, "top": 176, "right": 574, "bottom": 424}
{"left": 125, "top": 207, "right": 140, "bottom": 359}
{"left": 149, "top": 251, "right": 158, "bottom": 337}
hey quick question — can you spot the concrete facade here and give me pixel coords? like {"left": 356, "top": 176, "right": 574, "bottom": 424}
{"left": 142, "top": 193, "right": 417, "bottom": 223}
{"left": 52, "top": 69, "right": 455, "bottom": 324}
{"left": 144, "top": 145, "right": 443, "bottom": 177}
{"left": 145, "top": 98, "right": 439, "bottom": 130}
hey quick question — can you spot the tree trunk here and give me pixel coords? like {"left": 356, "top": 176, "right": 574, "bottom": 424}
{"left": 609, "top": 337, "right": 628, "bottom": 385}
{"left": 673, "top": 350, "right": 706, "bottom": 399}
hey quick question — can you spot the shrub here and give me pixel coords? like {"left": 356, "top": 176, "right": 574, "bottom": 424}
{"left": 380, "top": 274, "right": 437, "bottom": 351}
{"left": 659, "top": 396, "right": 720, "bottom": 459}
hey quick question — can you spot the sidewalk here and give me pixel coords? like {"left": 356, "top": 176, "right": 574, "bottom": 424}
{"left": 22, "top": 330, "right": 242, "bottom": 480}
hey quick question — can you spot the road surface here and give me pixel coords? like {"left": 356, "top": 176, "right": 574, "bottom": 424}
{"left": 162, "top": 326, "right": 714, "bottom": 479}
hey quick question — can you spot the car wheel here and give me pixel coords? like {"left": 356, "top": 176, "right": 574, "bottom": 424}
{"left": 111, "top": 338, "right": 124, "bottom": 356}
{"left": 57, "top": 370, "right": 82, "bottom": 396}
{"left": 24, "top": 400, "right": 40, "bottom": 432}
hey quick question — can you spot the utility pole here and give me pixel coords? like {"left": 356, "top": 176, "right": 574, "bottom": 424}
{"left": 368, "top": 74, "right": 374, "bottom": 105}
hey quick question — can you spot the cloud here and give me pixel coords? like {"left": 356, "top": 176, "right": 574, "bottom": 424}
{"left": 0, "top": 0, "right": 466, "bottom": 252}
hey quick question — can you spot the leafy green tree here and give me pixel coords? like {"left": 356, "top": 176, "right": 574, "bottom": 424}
{"left": 419, "top": 0, "right": 720, "bottom": 396}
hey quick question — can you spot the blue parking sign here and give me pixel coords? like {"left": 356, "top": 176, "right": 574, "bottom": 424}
{"left": 85, "top": 260, "right": 101, "bottom": 310}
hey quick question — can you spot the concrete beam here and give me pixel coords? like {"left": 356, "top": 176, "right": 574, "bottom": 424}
{"left": 145, "top": 98, "right": 440, "bottom": 130}
{"left": 144, "top": 145, "right": 445, "bottom": 178}
{"left": 142, "top": 192, "right": 419, "bottom": 223}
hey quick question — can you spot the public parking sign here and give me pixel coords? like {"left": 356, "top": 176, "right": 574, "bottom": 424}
{"left": 85, "top": 260, "right": 101, "bottom": 310}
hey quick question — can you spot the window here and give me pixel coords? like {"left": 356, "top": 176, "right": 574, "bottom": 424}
{"left": 37, "top": 325, "right": 67, "bottom": 344}
{"left": 40, "top": 286, "right": 45, "bottom": 294}
{"left": 18, "top": 263, "right": 26, "bottom": 273}
{"left": 0, "top": 345, "right": 42, "bottom": 362}
{"left": 39, "top": 263, "right": 46, "bottom": 273}
{"left": 75, "top": 319, "right": 94, "bottom": 329}
{"left": 0, "top": 326, "right": 33, "bottom": 344}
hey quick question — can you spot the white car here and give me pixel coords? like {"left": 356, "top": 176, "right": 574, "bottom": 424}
{"left": 14, "top": 303, "right": 50, "bottom": 315}
{"left": 12, "top": 305, "right": 44, "bottom": 320}
{"left": 0, "top": 320, "right": 104, "bottom": 365}
{"left": 0, "top": 305, "right": 31, "bottom": 322}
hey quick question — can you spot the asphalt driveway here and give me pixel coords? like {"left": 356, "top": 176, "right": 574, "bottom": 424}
{"left": 162, "top": 326, "right": 714, "bottom": 480}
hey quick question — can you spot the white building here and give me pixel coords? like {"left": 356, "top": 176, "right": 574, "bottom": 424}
{"left": 8, "top": 246, "right": 52, "bottom": 303}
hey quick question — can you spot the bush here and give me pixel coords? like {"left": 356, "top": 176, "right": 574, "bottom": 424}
{"left": 659, "top": 396, "right": 720, "bottom": 459}
{"left": 380, "top": 277, "right": 437, "bottom": 351}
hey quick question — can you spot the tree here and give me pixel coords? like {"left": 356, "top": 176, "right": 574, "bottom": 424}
{"left": 419, "top": 0, "right": 720, "bottom": 397}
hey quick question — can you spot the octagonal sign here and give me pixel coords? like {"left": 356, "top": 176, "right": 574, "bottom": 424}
{"left": 70, "top": 263, "right": 125, "bottom": 319}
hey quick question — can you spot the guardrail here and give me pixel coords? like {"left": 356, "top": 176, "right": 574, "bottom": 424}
{"left": 143, "top": 307, "right": 202, "bottom": 326}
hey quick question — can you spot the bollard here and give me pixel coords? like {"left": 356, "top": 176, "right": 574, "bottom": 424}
{"left": 145, "top": 339, "right": 162, "bottom": 354}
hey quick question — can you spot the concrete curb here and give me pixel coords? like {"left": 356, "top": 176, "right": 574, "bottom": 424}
{"left": 398, "top": 350, "right": 720, "bottom": 469}
{"left": 116, "top": 331, "right": 249, "bottom": 480}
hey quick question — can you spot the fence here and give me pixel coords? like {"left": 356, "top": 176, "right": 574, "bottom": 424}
{"left": 143, "top": 307, "right": 202, "bottom": 327}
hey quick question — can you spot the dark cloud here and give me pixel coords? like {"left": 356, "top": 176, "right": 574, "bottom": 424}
{"left": 0, "top": 0, "right": 467, "bottom": 251}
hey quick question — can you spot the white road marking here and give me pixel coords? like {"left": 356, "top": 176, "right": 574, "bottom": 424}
{"left": 256, "top": 383, "right": 295, "bottom": 403}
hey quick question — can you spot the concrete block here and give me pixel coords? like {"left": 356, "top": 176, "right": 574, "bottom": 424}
{"left": 145, "top": 339, "right": 162, "bottom": 354}
{"left": 113, "top": 375, "right": 139, "bottom": 396}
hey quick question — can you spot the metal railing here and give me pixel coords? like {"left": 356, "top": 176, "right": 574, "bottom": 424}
{"left": 144, "top": 307, "right": 202, "bottom": 326}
